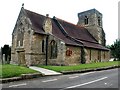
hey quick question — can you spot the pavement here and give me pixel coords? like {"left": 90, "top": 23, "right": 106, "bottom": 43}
{"left": 29, "top": 66, "right": 62, "bottom": 76}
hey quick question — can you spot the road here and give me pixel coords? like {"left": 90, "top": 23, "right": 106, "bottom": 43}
{"left": 2, "top": 68, "right": 119, "bottom": 89}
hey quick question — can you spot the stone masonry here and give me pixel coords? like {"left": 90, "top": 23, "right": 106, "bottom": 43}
{"left": 77, "top": 9, "right": 106, "bottom": 46}
{"left": 11, "top": 7, "right": 110, "bottom": 66}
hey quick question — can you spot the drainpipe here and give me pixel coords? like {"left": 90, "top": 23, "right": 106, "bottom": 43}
{"left": 45, "top": 34, "right": 49, "bottom": 66}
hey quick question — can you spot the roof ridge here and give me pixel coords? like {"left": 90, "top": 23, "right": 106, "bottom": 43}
{"left": 76, "top": 38, "right": 98, "bottom": 44}
{"left": 53, "top": 16, "right": 69, "bottom": 36}
{"left": 53, "top": 17, "right": 83, "bottom": 45}
{"left": 24, "top": 9, "right": 47, "bottom": 18}
{"left": 53, "top": 16, "right": 98, "bottom": 43}
{"left": 85, "top": 28, "right": 98, "bottom": 42}
{"left": 54, "top": 17, "right": 85, "bottom": 29}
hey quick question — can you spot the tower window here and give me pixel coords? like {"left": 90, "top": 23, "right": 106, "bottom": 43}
{"left": 98, "top": 17, "right": 101, "bottom": 26}
{"left": 84, "top": 16, "right": 88, "bottom": 25}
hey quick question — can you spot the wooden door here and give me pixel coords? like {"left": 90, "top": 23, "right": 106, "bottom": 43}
{"left": 18, "top": 51, "right": 26, "bottom": 66}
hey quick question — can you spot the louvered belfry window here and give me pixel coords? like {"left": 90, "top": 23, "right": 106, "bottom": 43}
{"left": 84, "top": 16, "right": 88, "bottom": 25}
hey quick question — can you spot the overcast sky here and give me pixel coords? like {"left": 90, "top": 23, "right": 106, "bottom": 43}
{"left": 0, "top": 0, "right": 119, "bottom": 47}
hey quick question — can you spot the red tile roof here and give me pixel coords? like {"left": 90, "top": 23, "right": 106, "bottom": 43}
{"left": 24, "top": 9, "right": 109, "bottom": 51}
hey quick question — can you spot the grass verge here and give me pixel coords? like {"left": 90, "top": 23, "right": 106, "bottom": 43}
{"left": 38, "top": 61, "right": 120, "bottom": 72}
{"left": 0, "top": 64, "right": 38, "bottom": 78}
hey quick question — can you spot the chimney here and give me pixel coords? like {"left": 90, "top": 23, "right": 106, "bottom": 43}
{"left": 46, "top": 14, "right": 49, "bottom": 17}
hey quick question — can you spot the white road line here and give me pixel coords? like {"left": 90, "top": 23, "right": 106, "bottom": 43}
{"left": 42, "top": 79, "right": 57, "bottom": 82}
{"left": 69, "top": 76, "right": 79, "bottom": 79}
{"left": 80, "top": 72, "right": 95, "bottom": 76}
{"left": 65, "top": 77, "right": 108, "bottom": 89}
{"left": 67, "top": 72, "right": 95, "bottom": 78}
{"left": 67, "top": 72, "right": 95, "bottom": 79}
{"left": 9, "top": 83, "right": 27, "bottom": 88}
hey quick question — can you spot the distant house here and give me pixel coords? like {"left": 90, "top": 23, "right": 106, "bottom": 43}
{"left": 11, "top": 6, "right": 110, "bottom": 66}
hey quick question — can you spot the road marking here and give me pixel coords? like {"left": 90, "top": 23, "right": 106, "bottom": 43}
{"left": 105, "top": 83, "right": 107, "bottom": 85}
{"left": 64, "top": 77, "right": 108, "bottom": 89}
{"left": 69, "top": 76, "right": 79, "bottom": 79}
{"left": 9, "top": 83, "right": 27, "bottom": 88}
{"left": 67, "top": 72, "right": 95, "bottom": 78}
{"left": 80, "top": 72, "right": 95, "bottom": 76}
{"left": 42, "top": 79, "right": 57, "bottom": 82}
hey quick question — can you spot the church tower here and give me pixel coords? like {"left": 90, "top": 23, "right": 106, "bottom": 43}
{"left": 77, "top": 9, "right": 106, "bottom": 46}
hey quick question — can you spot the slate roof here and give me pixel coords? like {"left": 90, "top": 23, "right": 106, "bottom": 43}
{"left": 54, "top": 18, "right": 97, "bottom": 43}
{"left": 24, "top": 9, "right": 109, "bottom": 51}
{"left": 52, "top": 18, "right": 83, "bottom": 46}
{"left": 25, "top": 9, "right": 46, "bottom": 34}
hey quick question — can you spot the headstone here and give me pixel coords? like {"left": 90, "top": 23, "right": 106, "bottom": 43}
{"left": 2, "top": 54, "right": 5, "bottom": 64}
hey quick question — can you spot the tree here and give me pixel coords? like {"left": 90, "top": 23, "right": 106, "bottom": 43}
{"left": 108, "top": 39, "right": 120, "bottom": 60}
{"left": 1, "top": 44, "right": 11, "bottom": 64}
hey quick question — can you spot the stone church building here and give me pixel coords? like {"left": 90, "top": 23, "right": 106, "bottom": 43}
{"left": 11, "top": 6, "right": 110, "bottom": 66}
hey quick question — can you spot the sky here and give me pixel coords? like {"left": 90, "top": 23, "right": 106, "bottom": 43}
{"left": 0, "top": 0, "right": 119, "bottom": 47}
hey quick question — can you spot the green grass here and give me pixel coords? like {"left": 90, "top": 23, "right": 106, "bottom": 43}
{"left": 0, "top": 61, "right": 119, "bottom": 78}
{"left": 0, "top": 64, "right": 38, "bottom": 78}
{"left": 38, "top": 61, "right": 120, "bottom": 72}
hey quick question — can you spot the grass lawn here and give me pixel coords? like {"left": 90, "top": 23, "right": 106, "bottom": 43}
{"left": 38, "top": 61, "right": 120, "bottom": 72}
{"left": 0, "top": 64, "right": 38, "bottom": 78}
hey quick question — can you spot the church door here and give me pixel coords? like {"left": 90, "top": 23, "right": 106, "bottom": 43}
{"left": 18, "top": 51, "right": 26, "bottom": 66}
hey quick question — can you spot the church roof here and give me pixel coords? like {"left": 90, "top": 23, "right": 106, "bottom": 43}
{"left": 53, "top": 18, "right": 97, "bottom": 43}
{"left": 25, "top": 9, "right": 46, "bottom": 34}
{"left": 25, "top": 9, "right": 109, "bottom": 51}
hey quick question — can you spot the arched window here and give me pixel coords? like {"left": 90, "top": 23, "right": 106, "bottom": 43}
{"left": 98, "top": 17, "right": 101, "bottom": 26}
{"left": 17, "top": 29, "right": 24, "bottom": 46}
{"left": 84, "top": 16, "right": 88, "bottom": 25}
{"left": 50, "top": 40, "right": 57, "bottom": 59}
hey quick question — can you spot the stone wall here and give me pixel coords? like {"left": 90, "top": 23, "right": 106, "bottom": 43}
{"left": 91, "top": 49, "right": 99, "bottom": 62}
{"left": 77, "top": 9, "right": 106, "bottom": 46}
{"left": 28, "top": 34, "right": 66, "bottom": 66}
{"left": 47, "top": 35, "right": 66, "bottom": 65}
{"left": 84, "top": 48, "right": 110, "bottom": 63}
{"left": 78, "top": 11, "right": 96, "bottom": 26}
{"left": 65, "top": 45, "right": 81, "bottom": 65}
{"left": 84, "top": 48, "right": 91, "bottom": 63}
{"left": 11, "top": 8, "right": 34, "bottom": 66}
{"left": 11, "top": 8, "right": 110, "bottom": 66}
{"left": 104, "top": 51, "right": 110, "bottom": 61}
{"left": 43, "top": 16, "right": 52, "bottom": 34}
{"left": 30, "top": 34, "right": 46, "bottom": 65}
{"left": 84, "top": 48, "right": 99, "bottom": 63}
{"left": 11, "top": 8, "right": 66, "bottom": 66}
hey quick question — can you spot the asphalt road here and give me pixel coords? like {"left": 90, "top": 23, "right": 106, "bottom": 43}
{"left": 2, "top": 68, "right": 119, "bottom": 89}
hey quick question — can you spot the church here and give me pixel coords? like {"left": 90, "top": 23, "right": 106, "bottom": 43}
{"left": 11, "top": 6, "right": 110, "bottom": 66}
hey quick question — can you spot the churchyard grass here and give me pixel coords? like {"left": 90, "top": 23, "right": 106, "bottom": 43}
{"left": 0, "top": 64, "right": 38, "bottom": 78}
{"left": 0, "top": 61, "right": 119, "bottom": 78}
{"left": 38, "top": 61, "right": 120, "bottom": 72}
